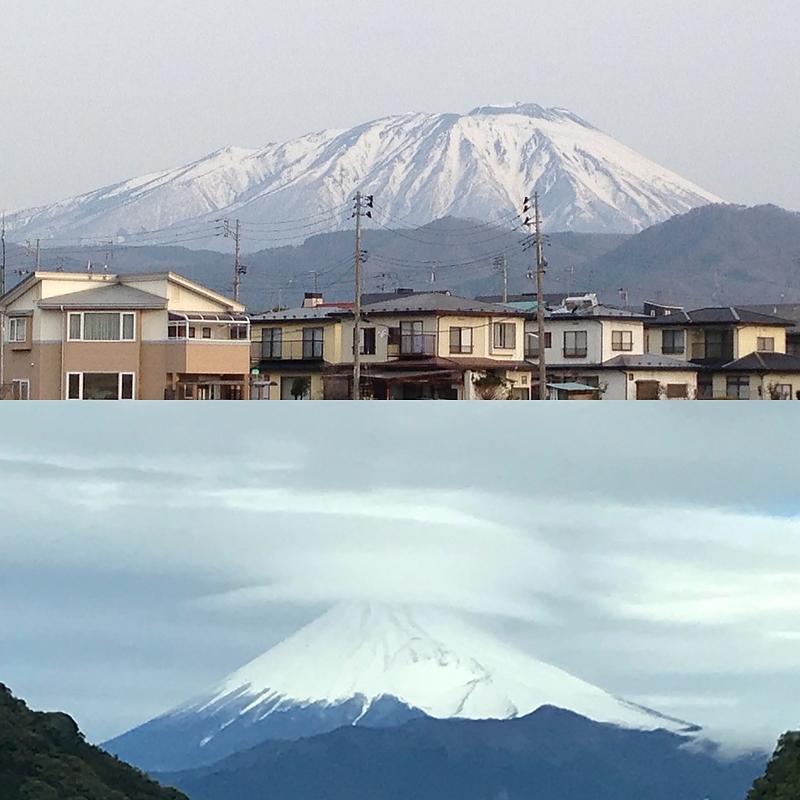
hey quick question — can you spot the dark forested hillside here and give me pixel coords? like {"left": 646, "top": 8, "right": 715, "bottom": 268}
{"left": 0, "top": 683, "right": 187, "bottom": 800}
{"left": 748, "top": 731, "right": 800, "bottom": 800}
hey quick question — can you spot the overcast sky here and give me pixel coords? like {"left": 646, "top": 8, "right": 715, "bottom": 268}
{"left": 0, "top": 0, "right": 798, "bottom": 213}
{"left": 1, "top": 403, "right": 800, "bottom": 755}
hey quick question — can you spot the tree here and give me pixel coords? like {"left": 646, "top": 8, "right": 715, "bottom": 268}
{"left": 748, "top": 731, "right": 800, "bottom": 800}
{"left": 290, "top": 376, "right": 311, "bottom": 400}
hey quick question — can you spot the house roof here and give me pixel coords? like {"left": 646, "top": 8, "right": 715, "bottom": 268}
{"left": 600, "top": 354, "right": 698, "bottom": 371}
{"left": 739, "top": 304, "right": 800, "bottom": 333}
{"left": 549, "top": 304, "right": 648, "bottom": 320}
{"left": 37, "top": 283, "right": 167, "bottom": 310}
{"left": 721, "top": 352, "right": 800, "bottom": 372}
{"left": 357, "top": 293, "right": 527, "bottom": 316}
{"left": 250, "top": 307, "right": 344, "bottom": 322}
{"left": 547, "top": 382, "right": 599, "bottom": 392}
{"left": 645, "top": 307, "right": 793, "bottom": 327}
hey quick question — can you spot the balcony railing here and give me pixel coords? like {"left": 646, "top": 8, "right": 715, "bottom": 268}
{"left": 260, "top": 340, "right": 324, "bottom": 361}
{"left": 399, "top": 333, "right": 437, "bottom": 357}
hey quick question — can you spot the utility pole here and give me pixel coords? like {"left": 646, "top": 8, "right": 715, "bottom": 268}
{"left": 494, "top": 253, "right": 508, "bottom": 304}
{"left": 352, "top": 192, "right": 373, "bottom": 400}
{"left": 35, "top": 238, "right": 40, "bottom": 271}
{"left": 1, "top": 213, "right": 6, "bottom": 297}
{"left": 225, "top": 219, "right": 244, "bottom": 303}
{"left": 524, "top": 193, "right": 547, "bottom": 399}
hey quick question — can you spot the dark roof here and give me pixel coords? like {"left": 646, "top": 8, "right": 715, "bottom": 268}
{"left": 249, "top": 307, "right": 342, "bottom": 322}
{"left": 740, "top": 304, "right": 800, "bottom": 332}
{"left": 549, "top": 304, "right": 648, "bottom": 320}
{"left": 356, "top": 293, "right": 527, "bottom": 316}
{"left": 721, "top": 352, "right": 800, "bottom": 372}
{"left": 646, "top": 307, "right": 793, "bottom": 327}
{"left": 476, "top": 293, "right": 574, "bottom": 305}
{"left": 600, "top": 354, "right": 698, "bottom": 371}
{"left": 37, "top": 283, "right": 167, "bottom": 310}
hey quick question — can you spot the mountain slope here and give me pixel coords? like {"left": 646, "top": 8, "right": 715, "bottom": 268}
{"left": 0, "top": 682, "right": 187, "bottom": 800}
{"left": 157, "top": 707, "right": 767, "bottom": 800}
{"left": 105, "top": 603, "right": 696, "bottom": 772}
{"left": 6, "top": 104, "right": 721, "bottom": 246}
{"left": 576, "top": 203, "right": 800, "bottom": 307}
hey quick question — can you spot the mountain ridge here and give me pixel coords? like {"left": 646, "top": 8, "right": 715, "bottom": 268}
{"left": 5, "top": 104, "right": 721, "bottom": 246}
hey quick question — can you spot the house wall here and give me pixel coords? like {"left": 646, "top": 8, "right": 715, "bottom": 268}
{"left": 737, "top": 325, "right": 787, "bottom": 357}
{"left": 599, "top": 320, "right": 645, "bottom": 362}
{"left": 544, "top": 319, "right": 602, "bottom": 367}
{"left": 645, "top": 326, "right": 691, "bottom": 361}
{"left": 710, "top": 371, "right": 800, "bottom": 400}
{"left": 575, "top": 369, "right": 697, "bottom": 400}
{"left": 251, "top": 321, "right": 341, "bottom": 364}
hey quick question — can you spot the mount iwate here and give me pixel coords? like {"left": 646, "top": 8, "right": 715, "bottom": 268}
{"left": 7, "top": 104, "right": 721, "bottom": 246}
{"left": 105, "top": 603, "right": 697, "bottom": 773}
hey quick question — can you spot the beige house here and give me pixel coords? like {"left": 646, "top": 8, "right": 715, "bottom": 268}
{"left": 644, "top": 306, "right": 795, "bottom": 399}
{"left": 249, "top": 294, "right": 349, "bottom": 400}
{"left": 0, "top": 272, "right": 250, "bottom": 400}
{"left": 327, "top": 293, "right": 533, "bottom": 400}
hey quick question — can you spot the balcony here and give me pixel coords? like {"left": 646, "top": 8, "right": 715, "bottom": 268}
{"left": 399, "top": 333, "right": 437, "bottom": 358}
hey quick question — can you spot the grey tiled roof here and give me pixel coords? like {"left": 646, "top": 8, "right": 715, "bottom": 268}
{"left": 601, "top": 354, "right": 698, "bottom": 370}
{"left": 722, "top": 352, "right": 800, "bottom": 372}
{"left": 646, "top": 307, "right": 793, "bottom": 326}
{"left": 37, "top": 283, "right": 167, "bottom": 309}
{"left": 359, "top": 293, "right": 526, "bottom": 315}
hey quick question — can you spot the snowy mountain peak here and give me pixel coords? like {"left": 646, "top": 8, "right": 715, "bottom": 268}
{"left": 6, "top": 104, "right": 723, "bottom": 249}
{"left": 199, "top": 602, "right": 691, "bottom": 731}
{"left": 105, "top": 602, "right": 698, "bottom": 772}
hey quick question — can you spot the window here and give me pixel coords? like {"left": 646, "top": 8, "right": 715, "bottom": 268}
{"left": 770, "top": 383, "right": 792, "bottom": 400}
{"left": 662, "top": 329, "right": 685, "bottom": 355}
{"left": 188, "top": 326, "right": 196, "bottom": 339}
{"left": 388, "top": 327, "right": 401, "bottom": 347}
{"left": 202, "top": 327, "right": 212, "bottom": 339}
{"left": 726, "top": 375, "right": 750, "bottom": 400}
{"left": 302, "top": 327, "right": 324, "bottom": 359}
{"left": 449, "top": 327, "right": 473, "bottom": 354}
{"left": 698, "top": 373, "right": 713, "bottom": 399}
{"left": 168, "top": 323, "right": 187, "bottom": 339}
{"left": 7, "top": 317, "right": 27, "bottom": 342}
{"left": 757, "top": 336, "right": 775, "bottom": 352}
{"left": 66, "top": 372, "right": 135, "bottom": 400}
{"left": 704, "top": 329, "right": 733, "bottom": 361}
{"left": 229, "top": 325, "right": 248, "bottom": 340}
{"left": 525, "top": 331, "right": 551, "bottom": 358}
{"left": 400, "top": 321, "right": 425, "bottom": 354}
{"left": 68, "top": 312, "right": 135, "bottom": 341}
{"left": 11, "top": 379, "right": 30, "bottom": 400}
{"left": 611, "top": 330, "right": 633, "bottom": 351}
{"left": 493, "top": 322, "right": 516, "bottom": 349}
{"left": 262, "top": 328, "right": 282, "bottom": 359}
{"left": 563, "top": 330, "right": 588, "bottom": 358}
{"left": 360, "top": 326, "right": 376, "bottom": 355}
{"left": 666, "top": 383, "right": 688, "bottom": 398}
{"left": 544, "top": 332, "right": 552, "bottom": 348}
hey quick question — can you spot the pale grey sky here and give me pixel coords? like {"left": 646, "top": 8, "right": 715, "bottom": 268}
{"left": 0, "top": 0, "right": 798, "bottom": 213}
{"left": 1, "top": 403, "right": 800, "bottom": 754}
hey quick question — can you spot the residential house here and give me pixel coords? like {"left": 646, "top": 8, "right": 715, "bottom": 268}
{"left": 535, "top": 295, "right": 698, "bottom": 399}
{"left": 0, "top": 272, "right": 250, "bottom": 400}
{"left": 644, "top": 306, "right": 796, "bottom": 398}
{"left": 326, "top": 292, "right": 533, "bottom": 399}
{"left": 248, "top": 293, "right": 350, "bottom": 400}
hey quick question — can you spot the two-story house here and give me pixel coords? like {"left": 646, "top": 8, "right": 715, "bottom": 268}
{"left": 536, "top": 295, "right": 698, "bottom": 399}
{"left": 248, "top": 294, "right": 350, "bottom": 400}
{"left": 0, "top": 272, "right": 250, "bottom": 400}
{"left": 324, "top": 292, "right": 533, "bottom": 399}
{"left": 645, "top": 306, "right": 799, "bottom": 399}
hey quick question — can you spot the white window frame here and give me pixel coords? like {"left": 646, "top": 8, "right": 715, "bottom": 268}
{"left": 67, "top": 312, "right": 136, "bottom": 342}
{"left": 65, "top": 372, "right": 136, "bottom": 400}
{"left": 11, "top": 379, "right": 30, "bottom": 400}
{"left": 7, "top": 317, "right": 27, "bottom": 343}
{"left": 757, "top": 336, "right": 775, "bottom": 353}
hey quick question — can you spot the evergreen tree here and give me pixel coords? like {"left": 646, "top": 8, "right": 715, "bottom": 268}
{"left": 0, "top": 683, "right": 188, "bottom": 800}
{"left": 748, "top": 731, "right": 800, "bottom": 800}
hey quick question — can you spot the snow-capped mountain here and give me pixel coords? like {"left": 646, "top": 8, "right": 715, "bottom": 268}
{"left": 7, "top": 104, "right": 721, "bottom": 248}
{"left": 105, "top": 602, "right": 697, "bottom": 772}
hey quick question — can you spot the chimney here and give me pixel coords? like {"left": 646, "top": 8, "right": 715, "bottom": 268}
{"left": 302, "top": 292, "right": 324, "bottom": 308}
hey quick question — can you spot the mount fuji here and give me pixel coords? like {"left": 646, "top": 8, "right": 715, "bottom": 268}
{"left": 104, "top": 603, "right": 698, "bottom": 773}
{"left": 7, "top": 104, "right": 722, "bottom": 248}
